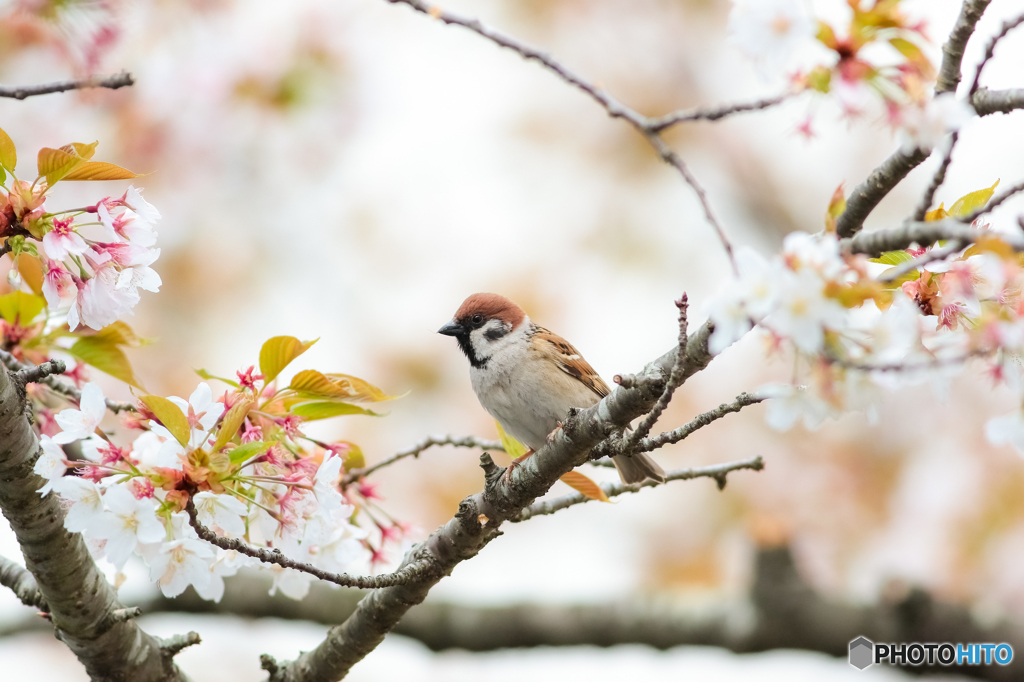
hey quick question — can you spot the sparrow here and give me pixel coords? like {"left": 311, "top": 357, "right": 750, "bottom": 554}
{"left": 439, "top": 293, "right": 665, "bottom": 484}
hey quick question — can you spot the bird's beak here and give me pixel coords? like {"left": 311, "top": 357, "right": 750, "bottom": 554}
{"left": 437, "top": 320, "right": 465, "bottom": 337}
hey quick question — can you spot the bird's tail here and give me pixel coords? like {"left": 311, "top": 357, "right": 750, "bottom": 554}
{"left": 611, "top": 452, "right": 666, "bottom": 484}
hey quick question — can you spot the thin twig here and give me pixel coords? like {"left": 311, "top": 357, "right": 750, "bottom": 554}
{"left": 0, "top": 350, "right": 136, "bottom": 414}
{"left": 0, "top": 554, "right": 48, "bottom": 611}
{"left": 514, "top": 456, "right": 764, "bottom": 522}
{"left": 968, "top": 12, "right": 1024, "bottom": 97}
{"left": 0, "top": 72, "right": 134, "bottom": 100}
{"left": 343, "top": 435, "right": 504, "bottom": 485}
{"left": 157, "top": 632, "right": 202, "bottom": 658}
{"left": 184, "top": 497, "right": 436, "bottom": 589}
{"left": 648, "top": 92, "right": 794, "bottom": 132}
{"left": 384, "top": 0, "right": 739, "bottom": 273}
{"left": 13, "top": 359, "right": 65, "bottom": 389}
{"left": 622, "top": 296, "right": 689, "bottom": 451}
{"left": 635, "top": 392, "right": 765, "bottom": 454}
{"left": 912, "top": 132, "right": 959, "bottom": 223}
{"left": 825, "top": 350, "right": 987, "bottom": 374}
{"left": 877, "top": 241, "right": 965, "bottom": 282}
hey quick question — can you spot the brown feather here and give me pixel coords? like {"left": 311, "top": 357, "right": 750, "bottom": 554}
{"left": 531, "top": 326, "right": 610, "bottom": 399}
{"left": 454, "top": 293, "right": 526, "bottom": 329}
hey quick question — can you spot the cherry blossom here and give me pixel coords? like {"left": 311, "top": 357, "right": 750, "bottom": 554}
{"left": 34, "top": 436, "right": 67, "bottom": 496}
{"left": 42, "top": 261, "right": 78, "bottom": 310}
{"left": 898, "top": 93, "right": 975, "bottom": 153}
{"left": 90, "top": 485, "right": 165, "bottom": 569}
{"left": 42, "top": 218, "right": 88, "bottom": 261}
{"left": 50, "top": 477, "right": 105, "bottom": 533}
{"left": 148, "top": 537, "right": 215, "bottom": 598}
{"left": 52, "top": 383, "right": 106, "bottom": 444}
{"left": 193, "top": 491, "right": 248, "bottom": 537}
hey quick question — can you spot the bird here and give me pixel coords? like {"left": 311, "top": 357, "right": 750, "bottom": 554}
{"left": 438, "top": 292, "right": 665, "bottom": 484}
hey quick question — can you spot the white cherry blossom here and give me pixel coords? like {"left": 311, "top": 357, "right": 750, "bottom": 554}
{"left": 91, "top": 485, "right": 165, "bottom": 569}
{"left": 899, "top": 93, "right": 975, "bottom": 153}
{"left": 148, "top": 537, "right": 215, "bottom": 598}
{"left": 728, "top": 0, "right": 815, "bottom": 78}
{"left": 34, "top": 436, "right": 67, "bottom": 496}
{"left": 52, "top": 383, "right": 106, "bottom": 444}
{"left": 50, "top": 477, "right": 105, "bottom": 533}
{"left": 193, "top": 491, "right": 248, "bottom": 537}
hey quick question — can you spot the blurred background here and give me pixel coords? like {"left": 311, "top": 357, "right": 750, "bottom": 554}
{"left": 1, "top": 0, "right": 1024, "bottom": 679}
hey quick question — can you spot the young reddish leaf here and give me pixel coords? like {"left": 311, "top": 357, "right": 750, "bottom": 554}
{"left": 948, "top": 180, "right": 1000, "bottom": 218}
{"left": 212, "top": 399, "right": 253, "bottom": 452}
{"left": 37, "top": 147, "right": 86, "bottom": 186}
{"left": 824, "top": 185, "right": 846, "bottom": 232}
{"left": 290, "top": 401, "right": 381, "bottom": 420}
{"left": 229, "top": 440, "right": 270, "bottom": 465}
{"left": 16, "top": 254, "right": 43, "bottom": 296}
{"left": 140, "top": 395, "right": 190, "bottom": 446}
{"left": 495, "top": 421, "right": 528, "bottom": 459}
{"left": 68, "top": 337, "right": 144, "bottom": 388}
{"left": 559, "top": 470, "right": 610, "bottom": 502}
{"left": 62, "top": 161, "right": 139, "bottom": 182}
{"left": 0, "top": 126, "right": 16, "bottom": 171}
{"left": 0, "top": 291, "right": 45, "bottom": 325}
{"left": 259, "top": 335, "right": 317, "bottom": 383}
{"left": 195, "top": 368, "right": 241, "bottom": 388}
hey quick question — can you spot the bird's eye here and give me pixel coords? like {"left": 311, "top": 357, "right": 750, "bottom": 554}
{"left": 471, "top": 314, "right": 484, "bottom": 327}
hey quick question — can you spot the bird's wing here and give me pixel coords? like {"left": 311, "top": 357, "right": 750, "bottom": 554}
{"left": 532, "top": 326, "right": 610, "bottom": 399}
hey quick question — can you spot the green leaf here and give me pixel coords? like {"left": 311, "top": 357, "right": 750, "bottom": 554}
{"left": 869, "top": 250, "right": 913, "bottom": 266}
{"left": 68, "top": 336, "right": 143, "bottom": 388}
{"left": 62, "top": 161, "right": 139, "bottom": 181}
{"left": 212, "top": 399, "right": 253, "bottom": 452}
{"left": 948, "top": 180, "right": 999, "bottom": 218}
{"left": 229, "top": 440, "right": 270, "bottom": 465}
{"left": 259, "top": 335, "right": 317, "bottom": 383}
{"left": 16, "top": 254, "right": 43, "bottom": 297}
{"left": 140, "top": 395, "right": 190, "bottom": 446}
{"left": 0, "top": 126, "right": 16, "bottom": 171}
{"left": 342, "top": 442, "right": 365, "bottom": 471}
{"left": 195, "top": 368, "right": 240, "bottom": 388}
{"left": 495, "top": 420, "right": 528, "bottom": 459}
{"left": 290, "top": 401, "right": 381, "bottom": 420}
{"left": 0, "top": 291, "right": 46, "bottom": 325}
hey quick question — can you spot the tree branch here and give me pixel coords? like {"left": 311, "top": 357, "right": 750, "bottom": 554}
{"left": 0, "top": 72, "right": 134, "bottom": 100}
{"left": 843, "top": 219, "right": 1024, "bottom": 257}
{"left": 382, "top": 0, "right": 739, "bottom": 273}
{"left": 184, "top": 496, "right": 437, "bottom": 589}
{"left": 912, "top": 132, "right": 959, "bottom": 223}
{"left": 0, "top": 350, "right": 136, "bottom": 414}
{"left": 342, "top": 435, "right": 504, "bottom": 486}
{"left": 621, "top": 295, "right": 688, "bottom": 451}
{"left": 0, "top": 366, "right": 189, "bottom": 680}
{"left": 635, "top": 392, "right": 766, "bottom": 455}
{"left": 269, "top": 317, "right": 723, "bottom": 682}
{"left": 837, "top": 0, "right": 995, "bottom": 240}
{"left": 0, "top": 554, "right": 47, "bottom": 611}
{"left": 967, "top": 12, "right": 1024, "bottom": 97}
{"left": 972, "top": 87, "right": 1024, "bottom": 115}
{"left": 936, "top": 0, "right": 994, "bottom": 94}
{"left": 514, "top": 456, "right": 763, "bottom": 522}
{"left": 648, "top": 92, "right": 794, "bottom": 132}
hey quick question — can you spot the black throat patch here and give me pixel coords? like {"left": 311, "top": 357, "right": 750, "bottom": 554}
{"left": 456, "top": 334, "right": 487, "bottom": 368}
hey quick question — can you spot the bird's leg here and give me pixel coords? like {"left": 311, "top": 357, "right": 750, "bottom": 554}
{"left": 502, "top": 448, "right": 535, "bottom": 483}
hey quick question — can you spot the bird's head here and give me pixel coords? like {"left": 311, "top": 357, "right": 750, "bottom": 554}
{"left": 438, "top": 293, "right": 527, "bottom": 367}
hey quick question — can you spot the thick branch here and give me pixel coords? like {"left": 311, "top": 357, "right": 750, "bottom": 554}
{"left": 0, "top": 72, "right": 134, "bottom": 100}
{"left": 0, "top": 350, "right": 136, "bottom": 414}
{"left": 0, "top": 367, "right": 188, "bottom": 681}
{"left": 514, "top": 456, "right": 763, "bottom": 522}
{"left": 185, "top": 497, "right": 437, "bottom": 589}
{"left": 0, "top": 554, "right": 47, "bottom": 611}
{"left": 834, "top": 147, "right": 930, "bottom": 239}
{"left": 972, "top": 87, "right": 1024, "bottom": 115}
{"left": 270, "top": 318, "right": 722, "bottom": 682}
{"left": 343, "top": 435, "right": 503, "bottom": 485}
{"left": 842, "top": 219, "right": 1024, "bottom": 257}
{"left": 936, "top": 0, "right": 993, "bottom": 94}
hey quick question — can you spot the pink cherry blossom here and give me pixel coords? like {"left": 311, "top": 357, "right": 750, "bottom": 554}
{"left": 42, "top": 217, "right": 88, "bottom": 261}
